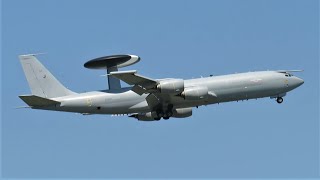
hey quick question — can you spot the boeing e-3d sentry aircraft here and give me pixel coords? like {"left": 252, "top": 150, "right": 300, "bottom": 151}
{"left": 18, "top": 54, "right": 304, "bottom": 121}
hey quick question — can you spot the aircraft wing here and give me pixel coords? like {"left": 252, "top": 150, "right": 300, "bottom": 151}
{"left": 110, "top": 71, "right": 178, "bottom": 111}
{"left": 276, "top": 70, "right": 304, "bottom": 73}
{"left": 109, "top": 70, "right": 158, "bottom": 95}
{"left": 110, "top": 70, "right": 217, "bottom": 111}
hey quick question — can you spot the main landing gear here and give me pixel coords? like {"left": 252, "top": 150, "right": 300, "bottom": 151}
{"left": 154, "top": 104, "right": 173, "bottom": 120}
{"left": 163, "top": 111, "right": 173, "bottom": 120}
{"left": 276, "top": 97, "right": 283, "bottom": 104}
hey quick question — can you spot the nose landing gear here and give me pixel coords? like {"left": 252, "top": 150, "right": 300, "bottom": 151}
{"left": 276, "top": 97, "right": 283, "bottom": 104}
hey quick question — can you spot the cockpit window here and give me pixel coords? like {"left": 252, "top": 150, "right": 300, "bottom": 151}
{"left": 279, "top": 72, "right": 293, "bottom": 77}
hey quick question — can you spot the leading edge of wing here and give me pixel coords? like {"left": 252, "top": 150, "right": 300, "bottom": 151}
{"left": 275, "top": 70, "right": 304, "bottom": 73}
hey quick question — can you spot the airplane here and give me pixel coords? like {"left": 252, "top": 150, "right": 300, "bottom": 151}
{"left": 18, "top": 54, "right": 304, "bottom": 121}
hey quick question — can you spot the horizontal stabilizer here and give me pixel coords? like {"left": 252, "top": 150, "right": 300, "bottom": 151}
{"left": 19, "top": 95, "right": 60, "bottom": 107}
{"left": 15, "top": 106, "right": 32, "bottom": 109}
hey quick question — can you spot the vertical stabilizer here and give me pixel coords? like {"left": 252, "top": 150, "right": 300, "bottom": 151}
{"left": 19, "top": 54, "right": 76, "bottom": 98}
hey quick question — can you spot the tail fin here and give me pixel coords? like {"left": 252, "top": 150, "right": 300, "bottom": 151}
{"left": 19, "top": 54, "right": 76, "bottom": 98}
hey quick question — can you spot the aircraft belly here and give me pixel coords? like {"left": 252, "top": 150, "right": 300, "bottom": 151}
{"left": 56, "top": 91, "right": 149, "bottom": 114}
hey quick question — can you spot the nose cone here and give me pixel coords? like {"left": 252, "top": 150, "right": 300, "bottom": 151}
{"left": 292, "top": 77, "right": 304, "bottom": 88}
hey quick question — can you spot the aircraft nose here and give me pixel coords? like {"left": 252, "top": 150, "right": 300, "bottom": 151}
{"left": 292, "top": 77, "right": 304, "bottom": 88}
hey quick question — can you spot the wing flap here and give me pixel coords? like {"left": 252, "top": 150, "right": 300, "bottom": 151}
{"left": 146, "top": 94, "right": 161, "bottom": 110}
{"left": 131, "top": 85, "right": 147, "bottom": 95}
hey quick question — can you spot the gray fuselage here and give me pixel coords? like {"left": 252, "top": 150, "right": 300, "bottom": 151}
{"left": 45, "top": 71, "right": 303, "bottom": 115}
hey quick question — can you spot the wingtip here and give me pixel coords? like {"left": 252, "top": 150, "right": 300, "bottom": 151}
{"left": 19, "top": 52, "right": 47, "bottom": 58}
{"left": 276, "top": 70, "right": 304, "bottom": 73}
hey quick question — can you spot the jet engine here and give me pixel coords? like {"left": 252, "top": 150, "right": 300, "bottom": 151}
{"left": 157, "top": 79, "right": 184, "bottom": 94}
{"left": 130, "top": 107, "right": 192, "bottom": 121}
{"left": 130, "top": 112, "right": 157, "bottom": 121}
{"left": 172, "top": 108, "right": 192, "bottom": 118}
{"left": 181, "top": 86, "right": 208, "bottom": 100}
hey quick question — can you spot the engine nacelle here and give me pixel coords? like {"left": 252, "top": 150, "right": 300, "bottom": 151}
{"left": 181, "top": 86, "right": 208, "bottom": 100}
{"left": 172, "top": 107, "right": 192, "bottom": 118}
{"left": 131, "top": 112, "right": 157, "bottom": 121}
{"left": 157, "top": 79, "right": 184, "bottom": 94}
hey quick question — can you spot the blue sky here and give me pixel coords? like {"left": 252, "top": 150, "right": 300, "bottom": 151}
{"left": 1, "top": 0, "right": 319, "bottom": 178}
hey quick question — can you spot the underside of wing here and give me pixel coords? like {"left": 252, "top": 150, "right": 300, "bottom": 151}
{"left": 110, "top": 70, "right": 218, "bottom": 118}
{"left": 109, "top": 70, "right": 158, "bottom": 95}
{"left": 109, "top": 70, "right": 157, "bottom": 85}
{"left": 109, "top": 71, "right": 178, "bottom": 110}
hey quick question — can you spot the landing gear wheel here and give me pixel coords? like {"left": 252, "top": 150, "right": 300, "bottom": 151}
{"left": 276, "top": 97, "right": 283, "bottom": 104}
{"left": 163, "top": 116, "right": 170, "bottom": 120}
{"left": 154, "top": 117, "right": 161, "bottom": 121}
{"left": 163, "top": 110, "right": 172, "bottom": 120}
{"left": 156, "top": 110, "right": 163, "bottom": 117}
{"left": 163, "top": 104, "right": 173, "bottom": 120}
